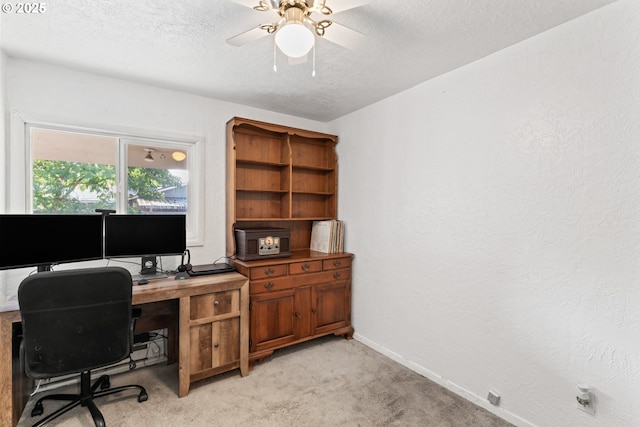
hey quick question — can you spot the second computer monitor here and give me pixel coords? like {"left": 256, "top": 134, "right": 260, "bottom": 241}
{"left": 104, "top": 214, "right": 186, "bottom": 259}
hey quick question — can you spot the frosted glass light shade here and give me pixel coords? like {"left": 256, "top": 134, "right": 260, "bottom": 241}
{"left": 171, "top": 151, "right": 186, "bottom": 161}
{"left": 275, "top": 23, "right": 314, "bottom": 58}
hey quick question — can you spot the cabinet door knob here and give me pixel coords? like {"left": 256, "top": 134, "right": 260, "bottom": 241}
{"left": 333, "top": 272, "right": 341, "bottom": 279}
{"left": 264, "top": 282, "right": 275, "bottom": 290}
{"left": 312, "top": 308, "right": 317, "bottom": 314}
{"left": 333, "top": 260, "right": 342, "bottom": 267}
{"left": 214, "top": 343, "right": 219, "bottom": 349}
{"left": 265, "top": 268, "right": 275, "bottom": 276}
{"left": 295, "top": 312, "right": 302, "bottom": 318}
{"left": 302, "top": 264, "right": 310, "bottom": 272}
{"left": 214, "top": 300, "right": 220, "bottom": 306}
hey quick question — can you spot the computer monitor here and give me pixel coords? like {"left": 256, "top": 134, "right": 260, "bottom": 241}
{"left": 0, "top": 214, "right": 104, "bottom": 272}
{"left": 104, "top": 214, "right": 186, "bottom": 276}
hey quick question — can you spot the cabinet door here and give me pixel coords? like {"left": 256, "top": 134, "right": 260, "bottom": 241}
{"left": 250, "top": 289, "right": 297, "bottom": 353}
{"left": 312, "top": 281, "right": 350, "bottom": 335}
{"left": 190, "top": 317, "right": 240, "bottom": 374}
{"left": 189, "top": 290, "right": 241, "bottom": 375}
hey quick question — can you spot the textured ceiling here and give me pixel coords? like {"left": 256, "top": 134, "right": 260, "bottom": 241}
{"left": 1, "top": 0, "right": 618, "bottom": 122}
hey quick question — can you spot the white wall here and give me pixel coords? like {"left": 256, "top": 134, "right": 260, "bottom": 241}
{"left": 331, "top": 1, "right": 639, "bottom": 426}
{"left": 0, "top": 51, "right": 7, "bottom": 305}
{"left": 1, "top": 58, "right": 329, "bottom": 303}
{"left": 0, "top": 50, "right": 6, "bottom": 211}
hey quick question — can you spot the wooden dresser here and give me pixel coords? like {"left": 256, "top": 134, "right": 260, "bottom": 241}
{"left": 232, "top": 250, "right": 353, "bottom": 363}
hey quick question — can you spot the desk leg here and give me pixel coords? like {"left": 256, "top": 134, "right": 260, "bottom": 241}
{"left": 239, "top": 281, "right": 249, "bottom": 377}
{"left": 178, "top": 296, "right": 190, "bottom": 397}
{"left": 0, "top": 316, "right": 15, "bottom": 427}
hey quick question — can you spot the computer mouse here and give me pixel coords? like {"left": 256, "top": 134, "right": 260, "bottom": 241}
{"left": 137, "top": 279, "right": 149, "bottom": 285}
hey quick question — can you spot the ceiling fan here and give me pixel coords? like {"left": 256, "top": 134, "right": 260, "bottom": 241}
{"left": 227, "top": 0, "right": 370, "bottom": 61}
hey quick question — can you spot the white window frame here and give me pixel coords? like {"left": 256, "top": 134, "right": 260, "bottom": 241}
{"left": 8, "top": 110, "right": 205, "bottom": 247}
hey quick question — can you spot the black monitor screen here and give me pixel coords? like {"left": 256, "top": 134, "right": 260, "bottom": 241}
{"left": 0, "top": 214, "right": 103, "bottom": 270}
{"left": 104, "top": 214, "right": 186, "bottom": 258}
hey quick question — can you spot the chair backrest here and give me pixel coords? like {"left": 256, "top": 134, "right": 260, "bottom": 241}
{"left": 18, "top": 266, "right": 133, "bottom": 379}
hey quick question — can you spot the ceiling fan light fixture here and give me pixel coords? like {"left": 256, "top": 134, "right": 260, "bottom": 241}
{"left": 274, "top": 6, "right": 314, "bottom": 58}
{"left": 275, "top": 23, "right": 314, "bottom": 58}
{"left": 172, "top": 151, "right": 187, "bottom": 161}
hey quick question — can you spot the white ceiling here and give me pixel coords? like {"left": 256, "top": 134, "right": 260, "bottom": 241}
{"left": 1, "top": 0, "right": 618, "bottom": 122}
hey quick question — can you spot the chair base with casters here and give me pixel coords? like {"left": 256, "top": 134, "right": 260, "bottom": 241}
{"left": 29, "top": 370, "right": 148, "bottom": 427}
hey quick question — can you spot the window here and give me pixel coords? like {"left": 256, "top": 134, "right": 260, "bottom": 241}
{"left": 24, "top": 124, "right": 202, "bottom": 245}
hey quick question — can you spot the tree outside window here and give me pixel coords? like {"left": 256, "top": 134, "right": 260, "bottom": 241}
{"left": 30, "top": 127, "right": 189, "bottom": 215}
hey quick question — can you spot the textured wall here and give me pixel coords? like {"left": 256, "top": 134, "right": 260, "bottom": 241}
{"left": 0, "top": 51, "right": 6, "bottom": 211}
{"left": 332, "top": 1, "right": 640, "bottom": 426}
{"left": 0, "top": 51, "right": 6, "bottom": 304}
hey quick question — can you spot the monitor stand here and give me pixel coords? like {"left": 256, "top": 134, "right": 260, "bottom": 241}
{"left": 132, "top": 256, "right": 167, "bottom": 282}
{"left": 141, "top": 256, "right": 158, "bottom": 275}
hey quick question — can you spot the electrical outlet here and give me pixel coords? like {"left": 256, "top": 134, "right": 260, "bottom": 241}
{"left": 487, "top": 390, "right": 500, "bottom": 406}
{"left": 576, "top": 385, "right": 595, "bottom": 415}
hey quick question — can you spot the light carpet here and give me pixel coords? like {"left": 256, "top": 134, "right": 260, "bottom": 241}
{"left": 18, "top": 336, "right": 514, "bottom": 426}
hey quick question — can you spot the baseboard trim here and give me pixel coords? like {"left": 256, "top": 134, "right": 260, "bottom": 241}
{"left": 353, "top": 332, "right": 535, "bottom": 427}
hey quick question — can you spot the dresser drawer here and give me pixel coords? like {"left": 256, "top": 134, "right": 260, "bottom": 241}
{"left": 289, "top": 260, "right": 322, "bottom": 275}
{"left": 323, "top": 257, "right": 351, "bottom": 271}
{"left": 291, "top": 269, "right": 351, "bottom": 286}
{"left": 249, "top": 264, "right": 288, "bottom": 280}
{"left": 250, "top": 276, "right": 294, "bottom": 294}
{"left": 189, "top": 290, "right": 239, "bottom": 321}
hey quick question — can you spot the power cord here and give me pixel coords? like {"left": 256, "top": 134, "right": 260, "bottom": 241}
{"left": 212, "top": 256, "right": 232, "bottom": 264}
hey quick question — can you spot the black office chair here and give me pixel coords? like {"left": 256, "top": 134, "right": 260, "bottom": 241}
{"left": 18, "top": 266, "right": 148, "bottom": 427}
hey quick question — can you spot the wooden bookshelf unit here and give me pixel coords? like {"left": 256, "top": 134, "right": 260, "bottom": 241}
{"left": 225, "top": 117, "right": 353, "bottom": 363}
{"left": 226, "top": 117, "right": 339, "bottom": 251}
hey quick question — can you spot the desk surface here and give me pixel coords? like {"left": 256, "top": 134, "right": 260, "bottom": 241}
{"left": 0, "top": 271, "right": 248, "bottom": 313}
{"left": 130, "top": 271, "right": 247, "bottom": 304}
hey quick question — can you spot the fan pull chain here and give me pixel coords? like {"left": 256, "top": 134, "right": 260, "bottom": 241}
{"left": 312, "top": 43, "right": 316, "bottom": 77}
{"left": 273, "top": 39, "right": 277, "bottom": 73}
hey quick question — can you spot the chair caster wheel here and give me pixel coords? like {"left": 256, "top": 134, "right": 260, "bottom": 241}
{"left": 31, "top": 402, "right": 44, "bottom": 417}
{"left": 138, "top": 391, "right": 148, "bottom": 402}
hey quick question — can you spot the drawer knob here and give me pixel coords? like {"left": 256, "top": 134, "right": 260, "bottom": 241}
{"left": 214, "top": 300, "right": 219, "bottom": 306}
{"left": 302, "top": 264, "right": 310, "bottom": 272}
{"left": 333, "top": 272, "right": 341, "bottom": 279}
{"left": 333, "top": 260, "right": 342, "bottom": 267}
{"left": 265, "top": 268, "right": 275, "bottom": 276}
{"left": 264, "top": 282, "right": 275, "bottom": 290}
{"left": 295, "top": 312, "right": 302, "bottom": 318}
{"left": 214, "top": 343, "right": 219, "bottom": 349}
{"left": 312, "top": 308, "right": 317, "bottom": 314}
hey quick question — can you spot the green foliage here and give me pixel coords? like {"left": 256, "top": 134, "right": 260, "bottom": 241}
{"left": 127, "top": 166, "right": 182, "bottom": 200}
{"left": 32, "top": 160, "right": 183, "bottom": 214}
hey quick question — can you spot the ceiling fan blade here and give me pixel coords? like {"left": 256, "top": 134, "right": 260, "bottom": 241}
{"left": 320, "top": 22, "right": 365, "bottom": 50}
{"left": 229, "top": 0, "right": 278, "bottom": 10}
{"left": 226, "top": 26, "right": 269, "bottom": 47}
{"left": 311, "top": 0, "right": 372, "bottom": 15}
{"left": 229, "top": 0, "right": 259, "bottom": 8}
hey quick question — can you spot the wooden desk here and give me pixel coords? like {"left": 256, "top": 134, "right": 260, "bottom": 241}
{"left": 0, "top": 272, "right": 249, "bottom": 427}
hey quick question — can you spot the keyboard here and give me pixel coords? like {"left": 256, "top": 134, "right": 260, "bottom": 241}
{"left": 188, "top": 263, "right": 235, "bottom": 276}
